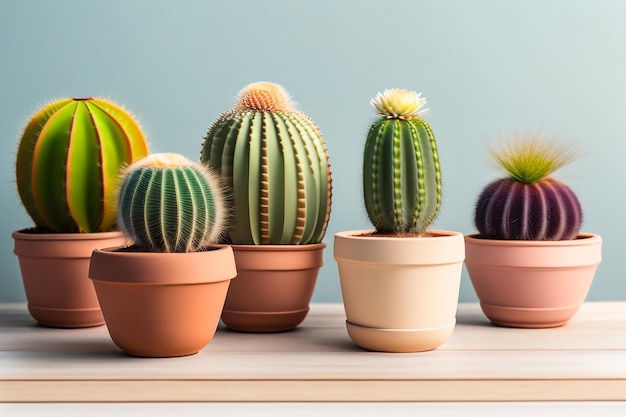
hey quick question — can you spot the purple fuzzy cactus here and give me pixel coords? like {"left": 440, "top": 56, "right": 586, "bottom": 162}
{"left": 474, "top": 138, "right": 583, "bottom": 241}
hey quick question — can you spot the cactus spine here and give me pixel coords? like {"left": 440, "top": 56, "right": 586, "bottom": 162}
{"left": 363, "top": 89, "right": 441, "bottom": 235}
{"left": 15, "top": 97, "right": 149, "bottom": 233}
{"left": 201, "top": 82, "right": 332, "bottom": 245}
{"left": 474, "top": 138, "right": 582, "bottom": 240}
{"left": 117, "top": 153, "right": 226, "bottom": 253}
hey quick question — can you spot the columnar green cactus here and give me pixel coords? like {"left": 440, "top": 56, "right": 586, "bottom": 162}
{"left": 201, "top": 82, "right": 332, "bottom": 245}
{"left": 15, "top": 97, "right": 149, "bottom": 233}
{"left": 474, "top": 138, "right": 582, "bottom": 240}
{"left": 117, "top": 153, "right": 226, "bottom": 253}
{"left": 363, "top": 89, "right": 442, "bottom": 235}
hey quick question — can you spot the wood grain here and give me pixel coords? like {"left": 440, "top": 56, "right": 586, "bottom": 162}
{"left": 1, "top": 302, "right": 625, "bottom": 402}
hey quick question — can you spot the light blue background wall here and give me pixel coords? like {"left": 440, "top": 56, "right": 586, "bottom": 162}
{"left": 1, "top": 0, "right": 624, "bottom": 303}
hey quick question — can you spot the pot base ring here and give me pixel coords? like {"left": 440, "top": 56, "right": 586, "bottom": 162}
{"left": 345, "top": 320, "right": 455, "bottom": 353}
{"left": 480, "top": 302, "right": 582, "bottom": 328}
{"left": 221, "top": 307, "right": 310, "bottom": 333}
{"left": 28, "top": 304, "right": 105, "bottom": 328}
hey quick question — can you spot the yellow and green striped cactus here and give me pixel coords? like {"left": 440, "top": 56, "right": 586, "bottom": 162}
{"left": 15, "top": 97, "right": 149, "bottom": 233}
{"left": 117, "top": 153, "right": 226, "bottom": 253}
{"left": 201, "top": 82, "right": 332, "bottom": 245}
{"left": 364, "top": 89, "right": 442, "bottom": 235}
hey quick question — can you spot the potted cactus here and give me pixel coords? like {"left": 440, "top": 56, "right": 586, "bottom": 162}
{"left": 13, "top": 97, "right": 149, "bottom": 328}
{"left": 201, "top": 82, "right": 332, "bottom": 332}
{"left": 464, "top": 138, "right": 602, "bottom": 328}
{"left": 334, "top": 89, "right": 465, "bottom": 353}
{"left": 88, "top": 153, "right": 237, "bottom": 357}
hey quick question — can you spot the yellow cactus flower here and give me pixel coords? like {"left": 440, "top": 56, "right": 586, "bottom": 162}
{"left": 370, "top": 88, "right": 428, "bottom": 120}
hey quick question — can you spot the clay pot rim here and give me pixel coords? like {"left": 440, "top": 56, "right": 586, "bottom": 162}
{"left": 12, "top": 228, "right": 124, "bottom": 241}
{"left": 334, "top": 229, "right": 465, "bottom": 265}
{"left": 98, "top": 244, "right": 226, "bottom": 254}
{"left": 464, "top": 233, "right": 602, "bottom": 248}
{"left": 335, "top": 229, "right": 463, "bottom": 241}
{"left": 89, "top": 244, "right": 237, "bottom": 285}
{"left": 229, "top": 242, "right": 326, "bottom": 253}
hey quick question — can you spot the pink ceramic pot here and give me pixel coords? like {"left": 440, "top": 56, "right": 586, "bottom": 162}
{"left": 464, "top": 233, "right": 602, "bottom": 328}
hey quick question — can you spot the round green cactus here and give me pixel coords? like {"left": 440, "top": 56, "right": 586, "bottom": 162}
{"left": 363, "top": 89, "right": 442, "bottom": 235}
{"left": 117, "top": 153, "right": 226, "bottom": 253}
{"left": 201, "top": 82, "right": 332, "bottom": 245}
{"left": 15, "top": 97, "right": 149, "bottom": 233}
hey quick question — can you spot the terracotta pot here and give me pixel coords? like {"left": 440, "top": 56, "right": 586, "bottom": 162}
{"left": 464, "top": 233, "right": 602, "bottom": 328}
{"left": 221, "top": 243, "right": 325, "bottom": 332}
{"left": 334, "top": 230, "right": 465, "bottom": 353}
{"left": 89, "top": 245, "right": 237, "bottom": 357}
{"left": 12, "top": 229, "right": 125, "bottom": 328}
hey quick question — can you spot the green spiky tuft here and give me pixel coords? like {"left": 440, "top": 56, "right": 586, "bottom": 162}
{"left": 491, "top": 137, "right": 578, "bottom": 184}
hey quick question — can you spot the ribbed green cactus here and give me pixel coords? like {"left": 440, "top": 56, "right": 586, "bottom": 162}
{"left": 15, "top": 97, "right": 149, "bottom": 233}
{"left": 117, "top": 153, "right": 226, "bottom": 253}
{"left": 201, "top": 82, "right": 332, "bottom": 245}
{"left": 363, "top": 89, "right": 442, "bottom": 235}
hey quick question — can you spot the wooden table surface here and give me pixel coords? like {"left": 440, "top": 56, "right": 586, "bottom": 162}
{"left": 1, "top": 302, "right": 625, "bottom": 403}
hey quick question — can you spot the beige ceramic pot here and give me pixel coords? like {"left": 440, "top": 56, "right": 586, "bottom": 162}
{"left": 464, "top": 233, "right": 602, "bottom": 328}
{"left": 221, "top": 243, "right": 325, "bottom": 333}
{"left": 334, "top": 230, "right": 465, "bottom": 353}
{"left": 12, "top": 229, "right": 125, "bottom": 328}
{"left": 89, "top": 245, "right": 237, "bottom": 357}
